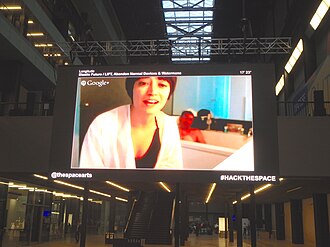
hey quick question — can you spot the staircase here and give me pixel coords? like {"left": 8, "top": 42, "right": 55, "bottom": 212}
{"left": 146, "top": 191, "right": 174, "bottom": 245}
{"left": 124, "top": 192, "right": 155, "bottom": 239}
{"left": 124, "top": 191, "right": 175, "bottom": 245}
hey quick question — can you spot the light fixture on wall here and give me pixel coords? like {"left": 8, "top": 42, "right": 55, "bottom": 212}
{"left": 275, "top": 74, "right": 285, "bottom": 96}
{"left": 310, "top": 0, "right": 330, "bottom": 30}
{"left": 284, "top": 39, "right": 303, "bottom": 74}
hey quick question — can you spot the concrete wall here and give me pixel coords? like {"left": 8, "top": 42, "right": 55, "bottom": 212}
{"left": 278, "top": 116, "right": 330, "bottom": 177}
{"left": 0, "top": 116, "right": 52, "bottom": 172}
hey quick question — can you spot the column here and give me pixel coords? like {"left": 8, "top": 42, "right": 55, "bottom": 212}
{"left": 313, "top": 193, "right": 330, "bottom": 247}
{"left": 236, "top": 192, "right": 242, "bottom": 247}
{"left": 109, "top": 196, "right": 116, "bottom": 233}
{"left": 275, "top": 202, "right": 285, "bottom": 240}
{"left": 290, "top": 199, "right": 304, "bottom": 244}
{"left": 264, "top": 203, "right": 272, "bottom": 239}
{"left": 80, "top": 183, "right": 89, "bottom": 247}
{"left": 228, "top": 202, "right": 234, "bottom": 243}
{"left": 249, "top": 185, "right": 256, "bottom": 247}
{"left": 0, "top": 184, "right": 8, "bottom": 247}
{"left": 205, "top": 203, "right": 209, "bottom": 222}
{"left": 224, "top": 202, "right": 229, "bottom": 239}
{"left": 255, "top": 204, "right": 263, "bottom": 229}
{"left": 174, "top": 183, "right": 181, "bottom": 247}
{"left": 180, "top": 193, "right": 188, "bottom": 244}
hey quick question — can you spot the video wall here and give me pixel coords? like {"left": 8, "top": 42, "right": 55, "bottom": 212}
{"left": 50, "top": 64, "right": 279, "bottom": 182}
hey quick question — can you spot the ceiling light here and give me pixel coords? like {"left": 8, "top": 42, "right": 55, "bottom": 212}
{"left": 205, "top": 183, "right": 216, "bottom": 203}
{"left": 106, "top": 181, "right": 130, "bottom": 192}
{"left": 18, "top": 186, "right": 34, "bottom": 190}
{"left": 9, "top": 183, "right": 27, "bottom": 188}
{"left": 232, "top": 183, "right": 274, "bottom": 204}
{"left": 35, "top": 43, "right": 53, "bottom": 47}
{"left": 27, "top": 32, "right": 44, "bottom": 37}
{"left": 254, "top": 184, "right": 272, "bottom": 194}
{"left": 88, "top": 199, "right": 102, "bottom": 204}
{"left": 0, "top": 6, "right": 22, "bottom": 10}
{"left": 115, "top": 197, "right": 128, "bottom": 202}
{"left": 54, "top": 180, "right": 84, "bottom": 190}
{"left": 159, "top": 182, "right": 171, "bottom": 192}
{"left": 241, "top": 193, "right": 251, "bottom": 200}
{"left": 89, "top": 189, "right": 111, "bottom": 198}
{"left": 286, "top": 186, "right": 302, "bottom": 193}
{"left": 33, "top": 174, "right": 48, "bottom": 180}
{"left": 28, "top": 20, "right": 34, "bottom": 24}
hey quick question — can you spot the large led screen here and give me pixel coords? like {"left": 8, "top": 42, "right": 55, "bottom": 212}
{"left": 50, "top": 64, "right": 279, "bottom": 182}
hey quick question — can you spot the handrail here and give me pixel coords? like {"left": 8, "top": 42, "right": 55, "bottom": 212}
{"left": 146, "top": 192, "right": 157, "bottom": 238}
{"left": 170, "top": 196, "right": 176, "bottom": 236}
{"left": 124, "top": 199, "right": 136, "bottom": 235}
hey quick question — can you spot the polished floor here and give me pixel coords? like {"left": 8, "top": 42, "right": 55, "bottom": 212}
{"left": 3, "top": 231, "right": 315, "bottom": 247}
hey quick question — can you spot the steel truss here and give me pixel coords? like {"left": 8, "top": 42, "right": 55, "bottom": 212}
{"left": 43, "top": 37, "right": 291, "bottom": 59}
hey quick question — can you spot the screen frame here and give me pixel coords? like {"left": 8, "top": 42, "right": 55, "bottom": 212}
{"left": 49, "top": 63, "right": 279, "bottom": 183}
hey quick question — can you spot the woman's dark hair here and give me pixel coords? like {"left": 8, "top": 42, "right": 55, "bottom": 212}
{"left": 180, "top": 110, "right": 194, "bottom": 117}
{"left": 125, "top": 77, "right": 177, "bottom": 101}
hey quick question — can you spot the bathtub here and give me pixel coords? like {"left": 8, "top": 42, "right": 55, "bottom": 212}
{"left": 181, "top": 131, "right": 254, "bottom": 171}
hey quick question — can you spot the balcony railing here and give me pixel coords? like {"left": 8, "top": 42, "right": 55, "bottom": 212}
{"left": 277, "top": 101, "right": 330, "bottom": 117}
{"left": 0, "top": 102, "right": 54, "bottom": 116}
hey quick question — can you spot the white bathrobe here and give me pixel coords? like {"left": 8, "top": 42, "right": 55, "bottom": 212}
{"left": 79, "top": 105, "right": 183, "bottom": 169}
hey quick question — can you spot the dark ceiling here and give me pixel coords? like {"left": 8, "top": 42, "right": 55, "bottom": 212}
{"left": 2, "top": 173, "right": 330, "bottom": 212}
{"left": 110, "top": 0, "right": 318, "bottom": 40}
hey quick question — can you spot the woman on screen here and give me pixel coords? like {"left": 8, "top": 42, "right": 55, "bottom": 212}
{"left": 79, "top": 76, "right": 183, "bottom": 169}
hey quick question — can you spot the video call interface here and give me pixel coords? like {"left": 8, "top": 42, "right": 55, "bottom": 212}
{"left": 70, "top": 69, "right": 254, "bottom": 171}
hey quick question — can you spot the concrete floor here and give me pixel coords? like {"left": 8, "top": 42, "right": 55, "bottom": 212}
{"left": 2, "top": 232, "right": 315, "bottom": 247}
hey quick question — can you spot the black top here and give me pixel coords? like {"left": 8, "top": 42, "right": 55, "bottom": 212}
{"left": 135, "top": 118, "right": 160, "bottom": 168}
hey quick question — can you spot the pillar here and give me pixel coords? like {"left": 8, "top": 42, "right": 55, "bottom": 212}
{"left": 236, "top": 192, "right": 242, "bottom": 247}
{"left": 228, "top": 202, "right": 234, "bottom": 242}
{"left": 290, "top": 199, "right": 304, "bottom": 244}
{"left": 0, "top": 184, "right": 8, "bottom": 247}
{"left": 249, "top": 185, "right": 256, "bottom": 247}
{"left": 174, "top": 183, "right": 181, "bottom": 247}
{"left": 313, "top": 193, "right": 330, "bottom": 247}
{"left": 264, "top": 203, "right": 272, "bottom": 238}
{"left": 80, "top": 183, "right": 89, "bottom": 247}
{"left": 275, "top": 202, "right": 285, "bottom": 240}
{"left": 109, "top": 197, "right": 116, "bottom": 233}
